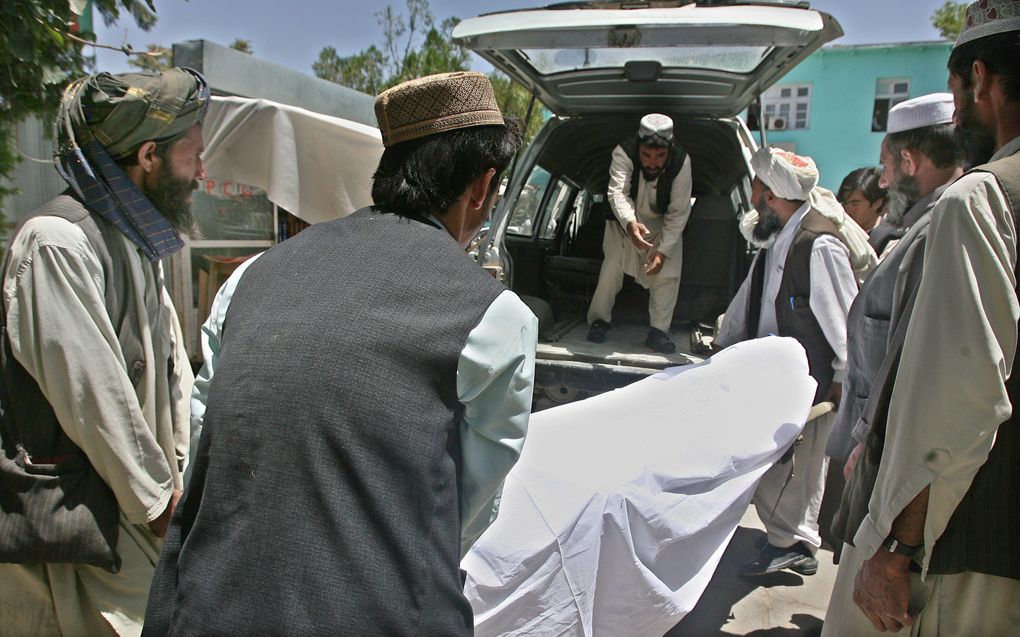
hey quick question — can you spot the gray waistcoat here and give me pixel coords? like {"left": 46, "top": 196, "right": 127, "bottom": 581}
{"left": 146, "top": 208, "right": 504, "bottom": 636}
{"left": 825, "top": 187, "right": 944, "bottom": 464}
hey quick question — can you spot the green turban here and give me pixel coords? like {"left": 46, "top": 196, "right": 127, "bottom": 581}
{"left": 58, "top": 67, "right": 209, "bottom": 161}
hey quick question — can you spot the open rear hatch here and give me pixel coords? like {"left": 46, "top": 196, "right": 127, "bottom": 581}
{"left": 453, "top": 1, "right": 842, "bottom": 117}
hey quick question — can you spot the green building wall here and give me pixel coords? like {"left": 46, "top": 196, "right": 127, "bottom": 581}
{"left": 760, "top": 41, "right": 952, "bottom": 192}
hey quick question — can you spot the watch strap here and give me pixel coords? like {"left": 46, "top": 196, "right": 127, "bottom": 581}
{"left": 882, "top": 535, "right": 922, "bottom": 558}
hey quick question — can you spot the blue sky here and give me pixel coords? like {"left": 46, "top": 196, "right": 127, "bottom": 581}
{"left": 93, "top": 0, "right": 954, "bottom": 76}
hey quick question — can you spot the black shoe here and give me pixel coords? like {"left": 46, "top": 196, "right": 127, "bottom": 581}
{"left": 587, "top": 319, "right": 611, "bottom": 343}
{"left": 739, "top": 542, "right": 818, "bottom": 577}
{"left": 645, "top": 327, "right": 676, "bottom": 354}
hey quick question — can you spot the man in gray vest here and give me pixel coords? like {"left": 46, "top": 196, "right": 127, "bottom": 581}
{"left": 826, "top": 2, "right": 1020, "bottom": 634}
{"left": 865, "top": 93, "right": 965, "bottom": 262}
{"left": 142, "top": 72, "right": 537, "bottom": 636}
{"left": 0, "top": 69, "right": 207, "bottom": 635}
{"left": 586, "top": 113, "right": 693, "bottom": 353}
{"left": 820, "top": 93, "right": 964, "bottom": 561}
{"left": 715, "top": 147, "right": 858, "bottom": 577}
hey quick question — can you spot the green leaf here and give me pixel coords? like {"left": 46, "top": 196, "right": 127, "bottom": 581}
{"left": 9, "top": 27, "right": 36, "bottom": 63}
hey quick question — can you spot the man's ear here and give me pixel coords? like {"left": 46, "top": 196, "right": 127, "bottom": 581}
{"left": 972, "top": 59, "right": 991, "bottom": 105}
{"left": 467, "top": 168, "right": 497, "bottom": 211}
{"left": 900, "top": 148, "right": 918, "bottom": 176}
{"left": 136, "top": 141, "right": 158, "bottom": 173}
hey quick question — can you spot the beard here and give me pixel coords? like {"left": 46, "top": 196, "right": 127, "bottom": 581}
{"left": 641, "top": 166, "right": 663, "bottom": 181}
{"left": 144, "top": 161, "right": 199, "bottom": 235}
{"left": 751, "top": 196, "right": 783, "bottom": 243}
{"left": 884, "top": 172, "right": 921, "bottom": 226}
{"left": 954, "top": 94, "right": 998, "bottom": 168}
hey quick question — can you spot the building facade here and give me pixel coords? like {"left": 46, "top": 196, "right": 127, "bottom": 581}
{"left": 755, "top": 40, "right": 953, "bottom": 192}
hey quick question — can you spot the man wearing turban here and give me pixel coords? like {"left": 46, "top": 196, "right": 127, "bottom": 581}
{"left": 715, "top": 147, "right": 858, "bottom": 577}
{"left": 0, "top": 68, "right": 208, "bottom": 635}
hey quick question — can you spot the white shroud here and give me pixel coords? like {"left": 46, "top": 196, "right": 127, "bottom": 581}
{"left": 463, "top": 336, "right": 817, "bottom": 636}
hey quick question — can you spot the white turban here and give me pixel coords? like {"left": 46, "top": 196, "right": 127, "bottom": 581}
{"left": 741, "top": 146, "right": 877, "bottom": 282}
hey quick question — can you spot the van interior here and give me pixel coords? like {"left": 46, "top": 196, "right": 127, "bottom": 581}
{"left": 496, "top": 114, "right": 756, "bottom": 367}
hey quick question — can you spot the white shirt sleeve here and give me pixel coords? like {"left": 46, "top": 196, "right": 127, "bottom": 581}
{"left": 607, "top": 144, "right": 638, "bottom": 229}
{"left": 715, "top": 253, "right": 760, "bottom": 349}
{"left": 457, "top": 289, "right": 538, "bottom": 556}
{"left": 808, "top": 235, "right": 858, "bottom": 382}
{"left": 185, "top": 253, "right": 263, "bottom": 484}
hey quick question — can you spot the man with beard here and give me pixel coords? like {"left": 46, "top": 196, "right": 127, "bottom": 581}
{"left": 822, "top": 94, "right": 964, "bottom": 555}
{"left": 715, "top": 148, "right": 858, "bottom": 577}
{"left": 0, "top": 69, "right": 207, "bottom": 635}
{"left": 865, "top": 94, "right": 965, "bottom": 260}
{"left": 586, "top": 113, "right": 693, "bottom": 353}
{"left": 142, "top": 72, "right": 535, "bottom": 636}
{"left": 825, "top": 2, "right": 1020, "bottom": 633}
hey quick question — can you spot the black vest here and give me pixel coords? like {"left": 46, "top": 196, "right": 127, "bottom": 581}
{"left": 144, "top": 209, "right": 505, "bottom": 636}
{"left": 834, "top": 151, "right": 1020, "bottom": 581}
{"left": 747, "top": 210, "right": 845, "bottom": 403}
{"left": 619, "top": 137, "right": 687, "bottom": 215}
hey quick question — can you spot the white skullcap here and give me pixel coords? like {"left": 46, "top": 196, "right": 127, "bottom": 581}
{"left": 638, "top": 113, "right": 673, "bottom": 142}
{"left": 750, "top": 147, "right": 819, "bottom": 200}
{"left": 887, "top": 93, "right": 955, "bottom": 134}
{"left": 955, "top": 0, "right": 1020, "bottom": 48}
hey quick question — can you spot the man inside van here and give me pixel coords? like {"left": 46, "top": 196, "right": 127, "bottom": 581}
{"left": 586, "top": 113, "right": 693, "bottom": 354}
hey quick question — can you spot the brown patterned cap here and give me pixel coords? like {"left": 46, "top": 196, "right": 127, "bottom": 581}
{"left": 956, "top": 0, "right": 1020, "bottom": 48}
{"left": 374, "top": 72, "right": 504, "bottom": 147}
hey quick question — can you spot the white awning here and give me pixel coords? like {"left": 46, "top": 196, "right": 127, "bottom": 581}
{"left": 202, "top": 96, "right": 384, "bottom": 224}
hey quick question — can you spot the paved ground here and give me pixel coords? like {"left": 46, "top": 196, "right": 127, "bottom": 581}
{"left": 665, "top": 506, "right": 838, "bottom": 636}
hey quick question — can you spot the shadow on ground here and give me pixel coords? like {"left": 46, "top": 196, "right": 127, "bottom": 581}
{"left": 664, "top": 526, "right": 820, "bottom": 637}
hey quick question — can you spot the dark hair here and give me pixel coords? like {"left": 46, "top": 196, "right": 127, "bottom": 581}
{"left": 886, "top": 123, "right": 963, "bottom": 169}
{"left": 948, "top": 31, "right": 1020, "bottom": 102}
{"left": 371, "top": 119, "right": 524, "bottom": 217}
{"left": 837, "top": 166, "right": 886, "bottom": 204}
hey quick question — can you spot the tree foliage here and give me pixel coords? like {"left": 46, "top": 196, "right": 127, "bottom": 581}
{"left": 313, "top": 0, "right": 543, "bottom": 142}
{"left": 312, "top": 0, "right": 469, "bottom": 93}
{"left": 931, "top": 1, "right": 968, "bottom": 41}
{"left": 127, "top": 43, "right": 172, "bottom": 73}
{"left": 0, "top": 0, "right": 158, "bottom": 224}
{"left": 488, "top": 71, "right": 544, "bottom": 142}
{"left": 229, "top": 38, "right": 253, "bottom": 54}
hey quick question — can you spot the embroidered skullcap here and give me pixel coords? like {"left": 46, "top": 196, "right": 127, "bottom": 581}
{"left": 887, "top": 93, "right": 955, "bottom": 134}
{"left": 638, "top": 113, "right": 674, "bottom": 142}
{"left": 750, "top": 146, "right": 819, "bottom": 200}
{"left": 956, "top": 0, "right": 1020, "bottom": 48}
{"left": 374, "top": 72, "right": 504, "bottom": 147}
{"left": 58, "top": 68, "right": 210, "bottom": 161}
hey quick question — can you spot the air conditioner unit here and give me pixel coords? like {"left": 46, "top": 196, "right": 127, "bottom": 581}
{"left": 769, "top": 117, "right": 788, "bottom": 131}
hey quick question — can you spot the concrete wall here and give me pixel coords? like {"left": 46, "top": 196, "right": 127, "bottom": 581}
{"left": 2, "top": 116, "right": 67, "bottom": 227}
{"left": 173, "top": 40, "right": 376, "bottom": 127}
{"left": 761, "top": 41, "right": 952, "bottom": 192}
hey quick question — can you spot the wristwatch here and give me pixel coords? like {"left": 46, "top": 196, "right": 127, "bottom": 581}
{"left": 882, "top": 535, "right": 922, "bottom": 558}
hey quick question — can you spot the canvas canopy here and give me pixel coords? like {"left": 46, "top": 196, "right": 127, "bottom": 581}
{"left": 202, "top": 96, "right": 384, "bottom": 224}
